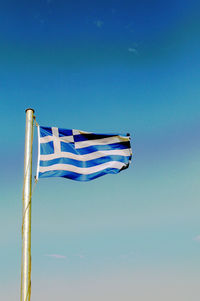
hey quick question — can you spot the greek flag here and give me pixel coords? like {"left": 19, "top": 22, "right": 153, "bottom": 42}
{"left": 36, "top": 126, "right": 132, "bottom": 181}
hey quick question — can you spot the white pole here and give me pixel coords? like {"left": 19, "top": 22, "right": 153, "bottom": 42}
{"left": 21, "top": 108, "right": 34, "bottom": 301}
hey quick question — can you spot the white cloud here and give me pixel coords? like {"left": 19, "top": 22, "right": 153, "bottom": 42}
{"left": 74, "top": 253, "right": 85, "bottom": 259}
{"left": 94, "top": 20, "right": 104, "bottom": 28}
{"left": 125, "top": 23, "right": 134, "bottom": 33}
{"left": 77, "top": 254, "right": 85, "bottom": 259}
{"left": 45, "top": 254, "right": 66, "bottom": 259}
{"left": 193, "top": 235, "right": 200, "bottom": 241}
{"left": 128, "top": 47, "right": 138, "bottom": 54}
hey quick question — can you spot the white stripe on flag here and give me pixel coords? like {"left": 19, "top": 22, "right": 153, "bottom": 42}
{"left": 40, "top": 135, "right": 74, "bottom": 143}
{"left": 39, "top": 161, "right": 124, "bottom": 175}
{"left": 72, "top": 129, "right": 92, "bottom": 135}
{"left": 52, "top": 127, "right": 61, "bottom": 154}
{"left": 40, "top": 148, "right": 131, "bottom": 161}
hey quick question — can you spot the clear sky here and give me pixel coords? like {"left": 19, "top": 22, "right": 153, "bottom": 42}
{"left": 1, "top": 0, "right": 200, "bottom": 300}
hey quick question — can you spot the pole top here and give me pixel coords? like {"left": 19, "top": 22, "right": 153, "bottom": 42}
{"left": 25, "top": 108, "right": 35, "bottom": 113}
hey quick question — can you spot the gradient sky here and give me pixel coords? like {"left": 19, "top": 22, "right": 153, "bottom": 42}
{"left": 1, "top": 0, "right": 200, "bottom": 300}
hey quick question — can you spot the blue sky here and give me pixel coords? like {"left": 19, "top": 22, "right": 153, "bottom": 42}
{"left": 1, "top": 0, "right": 200, "bottom": 300}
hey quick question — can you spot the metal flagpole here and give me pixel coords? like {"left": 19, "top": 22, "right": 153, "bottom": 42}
{"left": 21, "top": 108, "right": 35, "bottom": 301}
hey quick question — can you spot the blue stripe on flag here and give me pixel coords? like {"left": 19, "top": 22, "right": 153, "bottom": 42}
{"left": 38, "top": 167, "right": 123, "bottom": 181}
{"left": 58, "top": 128, "right": 73, "bottom": 137}
{"left": 60, "top": 141, "right": 130, "bottom": 154}
{"left": 74, "top": 133, "right": 117, "bottom": 142}
{"left": 40, "top": 155, "right": 131, "bottom": 168}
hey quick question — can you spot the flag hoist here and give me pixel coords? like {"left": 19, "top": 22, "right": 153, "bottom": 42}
{"left": 21, "top": 108, "right": 35, "bottom": 301}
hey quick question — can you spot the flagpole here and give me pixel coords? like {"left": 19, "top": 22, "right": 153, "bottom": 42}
{"left": 21, "top": 108, "right": 35, "bottom": 301}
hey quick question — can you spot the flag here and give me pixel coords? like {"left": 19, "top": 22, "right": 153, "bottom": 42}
{"left": 36, "top": 126, "right": 132, "bottom": 181}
